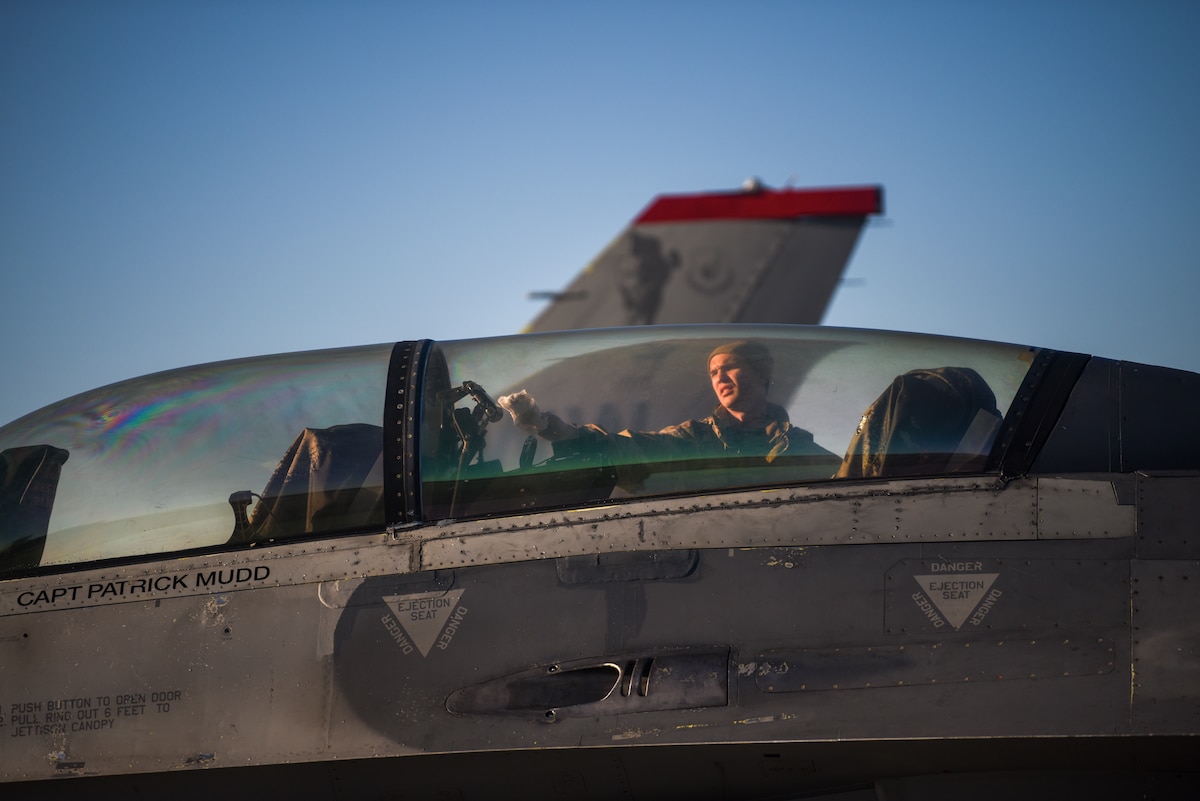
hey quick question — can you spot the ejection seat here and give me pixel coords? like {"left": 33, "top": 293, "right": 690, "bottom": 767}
{"left": 836, "top": 367, "right": 1001, "bottom": 479}
{"left": 0, "top": 444, "right": 70, "bottom": 572}
{"left": 227, "top": 423, "right": 384, "bottom": 546}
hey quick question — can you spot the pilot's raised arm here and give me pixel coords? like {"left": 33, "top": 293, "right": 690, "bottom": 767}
{"left": 498, "top": 341, "right": 835, "bottom": 464}
{"left": 493, "top": 389, "right": 580, "bottom": 443}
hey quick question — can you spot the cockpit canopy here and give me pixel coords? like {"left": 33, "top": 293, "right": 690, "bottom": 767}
{"left": 0, "top": 325, "right": 1045, "bottom": 576}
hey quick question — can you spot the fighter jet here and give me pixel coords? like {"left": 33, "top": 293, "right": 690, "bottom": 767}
{"left": 1, "top": 190, "right": 1197, "bottom": 800}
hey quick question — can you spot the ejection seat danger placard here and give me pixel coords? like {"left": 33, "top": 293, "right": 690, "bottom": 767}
{"left": 885, "top": 559, "right": 1004, "bottom": 632}
{"left": 380, "top": 589, "right": 469, "bottom": 657}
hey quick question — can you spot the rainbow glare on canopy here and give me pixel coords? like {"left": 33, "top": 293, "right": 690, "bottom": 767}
{"left": 0, "top": 344, "right": 392, "bottom": 545}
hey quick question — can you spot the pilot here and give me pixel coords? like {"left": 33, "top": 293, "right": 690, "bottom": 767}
{"left": 498, "top": 340, "right": 834, "bottom": 466}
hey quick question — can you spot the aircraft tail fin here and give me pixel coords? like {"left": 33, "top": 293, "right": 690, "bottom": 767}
{"left": 523, "top": 183, "right": 884, "bottom": 333}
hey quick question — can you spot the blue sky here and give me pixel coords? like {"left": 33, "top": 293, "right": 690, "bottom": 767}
{"left": 3, "top": 1, "right": 1198, "bottom": 427}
